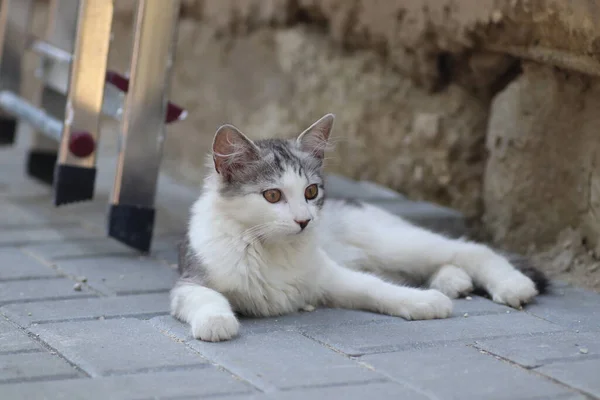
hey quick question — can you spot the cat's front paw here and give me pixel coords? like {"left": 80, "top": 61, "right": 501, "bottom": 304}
{"left": 397, "top": 289, "right": 453, "bottom": 320}
{"left": 489, "top": 272, "right": 538, "bottom": 308}
{"left": 190, "top": 311, "right": 240, "bottom": 342}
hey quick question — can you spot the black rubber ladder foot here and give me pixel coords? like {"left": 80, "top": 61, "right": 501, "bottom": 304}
{"left": 26, "top": 150, "right": 57, "bottom": 185}
{"left": 0, "top": 116, "right": 18, "bottom": 145}
{"left": 53, "top": 164, "right": 96, "bottom": 205}
{"left": 108, "top": 204, "right": 155, "bottom": 253}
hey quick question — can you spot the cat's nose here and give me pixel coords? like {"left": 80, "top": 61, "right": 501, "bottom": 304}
{"left": 294, "top": 219, "right": 311, "bottom": 230}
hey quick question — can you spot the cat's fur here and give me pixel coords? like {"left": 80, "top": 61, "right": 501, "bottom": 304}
{"left": 170, "top": 114, "right": 546, "bottom": 342}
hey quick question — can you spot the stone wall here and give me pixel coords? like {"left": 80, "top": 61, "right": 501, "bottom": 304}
{"left": 108, "top": 0, "right": 600, "bottom": 289}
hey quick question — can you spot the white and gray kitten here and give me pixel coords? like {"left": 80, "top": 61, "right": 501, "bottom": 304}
{"left": 170, "top": 114, "right": 547, "bottom": 342}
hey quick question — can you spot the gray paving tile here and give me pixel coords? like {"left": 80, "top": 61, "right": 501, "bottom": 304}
{"left": 0, "top": 278, "right": 94, "bottom": 305}
{"left": 0, "top": 202, "right": 68, "bottom": 227}
{"left": 53, "top": 256, "right": 178, "bottom": 296}
{"left": 362, "top": 345, "right": 576, "bottom": 400}
{"left": 150, "top": 309, "right": 396, "bottom": 342}
{"left": 241, "top": 308, "right": 397, "bottom": 334}
{"left": 30, "top": 319, "right": 208, "bottom": 377}
{"left": 474, "top": 331, "right": 600, "bottom": 368}
{"left": 304, "top": 313, "right": 564, "bottom": 356}
{"left": 325, "top": 174, "right": 406, "bottom": 201}
{"left": 452, "top": 296, "right": 513, "bottom": 316}
{"left": 1, "top": 293, "right": 170, "bottom": 326}
{"left": 271, "top": 382, "right": 430, "bottom": 400}
{"left": 525, "top": 286, "right": 600, "bottom": 331}
{"left": 0, "top": 318, "right": 42, "bottom": 354}
{"left": 24, "top": 238, "right": 137, "bottom": 261}
{"left": 0, "top": 352, "right": 82, "bottom": 383}
{"left": 152, "top": 248, "right": 178, "bottom": 265}
{"left": 0, "top": 249, "right": 59, "bottom": 280}
{"left": 0, "top": 369, "right": 254, "bottom": 400}
{"left": 186, "top": 330, "right": 384, "bottom": 392}
{"left": 537, "top": 359, "right": 600, "bottom": 398}
{"left": 0, "top": 226, "right": 101, "bottom": 246}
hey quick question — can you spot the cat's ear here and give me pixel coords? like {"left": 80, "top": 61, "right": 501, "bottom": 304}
{"left": 212, "top": 124, "right": 260, "bottom": 179}
{"left": 296, "top": 113, "right": 335, "bottom": 160}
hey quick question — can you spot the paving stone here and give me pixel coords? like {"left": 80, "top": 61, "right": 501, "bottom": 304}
{"left": 53, "top": 256, "right": 178, "bottom": 296}
{"left": 525, "top": 286, "right": 600, "bottom": 331}
{"left": 0, "top": 352, "right": 82, "bottom": 383}
{"left": 325, "top": 174, "right": 406, "bottom": 201}
{"left": 362, "top": 345, "right": 576, "bottom": 400}
{"left": 303, "top": 313, "right": 564, "bottom": 356}
{"left": 30, "top": 319, "right": 208, "bottom": 377}
{"left": 0, "top": 278, "right": 94, "bottom": 305}
{"left": 537, "top": 359, "right": 600, "bottom": 398}
{"left": 152, "top": 248, "right": 178, "bottom": 265}
{"left": 0, "top": 226, "right": 101, "bottom": 246}
{"left": 452, "top": 296, "right": 513, "bottom": 316}
{"left": 266, "top": 382, "right": 430, "bottom": 400}
{"left": 241, "top": 308, "right": 397, "bottom": 334}
{"left": 24, "top": 238, "right": 137, "bottom": 261}
{"left": 150, "top": 309, "right": 396, "bottom": 342}
{"left": 0, "top": 202, "right": 71, "bottom": 227}
{"left": 474, "top": 331, "right": 600, "bottom": 368}
{"left": 0, "top": 369, "right": 254, "bottom": 400}
{"left": 0, "top": 249, "right": 59, "bottom": 280}
{"left": 0, "top": 318, "right": 42, "bottom": 354}
{"left": 1, "top": 293, "right": 171, "bottom": 327}
{"left": 185, "top": 330, "right": 384, "bottom": 392}
{"left": 369, "top": 199, "right": 467, "bottom": 237}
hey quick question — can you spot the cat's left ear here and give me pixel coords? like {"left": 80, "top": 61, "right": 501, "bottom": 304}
{"left": 296, "top": 113, "right": 335, "bottom": 160}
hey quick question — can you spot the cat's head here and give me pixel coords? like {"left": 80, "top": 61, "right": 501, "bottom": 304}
{"left": 209, "top": 114, "right": 334, "bottom": 241}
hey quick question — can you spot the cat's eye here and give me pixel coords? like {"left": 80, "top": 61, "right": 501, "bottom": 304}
{"left": 304, "top": 184, "right": 319, "bottom": 200}
{"left": 263, "top": 189, "right": 282, "bottom": 203}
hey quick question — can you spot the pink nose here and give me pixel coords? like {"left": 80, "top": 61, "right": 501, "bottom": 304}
{"left": 294, "top": 219, "right": 310, "bottom": 230}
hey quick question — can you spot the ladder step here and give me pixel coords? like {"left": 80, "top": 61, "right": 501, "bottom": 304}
{"left": 30, "top": 39, "right": 72, "bottom": 63}
{"left": 0, "top": 91, "right": 95, "bottom": 158}
{"left": 0, "top": 91, "right": 62, "bottom": 141}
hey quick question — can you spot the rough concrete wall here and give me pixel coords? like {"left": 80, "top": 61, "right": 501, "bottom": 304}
{"left": 107, "top": 0, "right": 600, "bottom": 288}
{"left": 484, "top": 62, "right": 600, "bottom": 289}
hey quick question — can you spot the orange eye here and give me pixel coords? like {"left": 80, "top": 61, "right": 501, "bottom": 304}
{"left": 263, "top": 189, "right": 282, "bottom": 203}
{"left": 304, "top": 184, "right": 318, "bottom": 200}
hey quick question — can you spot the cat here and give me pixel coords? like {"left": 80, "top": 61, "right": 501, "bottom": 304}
{"left": 170, "top": 113, "right": 547, "bottom": 342}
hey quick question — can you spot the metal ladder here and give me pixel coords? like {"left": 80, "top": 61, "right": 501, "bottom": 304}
{"left": 0, "top": 0, "right": 185, "bottom": 252}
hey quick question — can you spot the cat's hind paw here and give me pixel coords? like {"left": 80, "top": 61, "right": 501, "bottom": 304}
{"left": 489, "top": 272, "right": 538, "bottom": 309}
{"left": 397, "top": 289, "right": 453, "bottom": 320}
{"left": 190, "top": 312, "right": 240, "bottom": 342}
{"left": 429, "top": 264, "right": 474, "bottom": 299}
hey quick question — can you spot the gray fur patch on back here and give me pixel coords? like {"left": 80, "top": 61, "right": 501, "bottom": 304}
{"left": 219, "top": 138, "right": 324, "bottom": 202}
{"left": 340, "top": 198, "right": 364, "bottom": 208}
{"left": 177, "top": 236, "right": 207, "bottom": 285}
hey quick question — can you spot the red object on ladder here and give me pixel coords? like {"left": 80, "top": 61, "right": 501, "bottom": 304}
{"left": 105, "top": 70, "right": 187, "bottom": 124}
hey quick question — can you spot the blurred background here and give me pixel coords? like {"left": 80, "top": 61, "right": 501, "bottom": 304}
{"left": 24, "top": 0, "right": 600, "bottom": 291}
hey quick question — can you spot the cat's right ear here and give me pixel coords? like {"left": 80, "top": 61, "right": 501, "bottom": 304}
{"left": 212, "top": 124, "right": 260, "bottom": 180}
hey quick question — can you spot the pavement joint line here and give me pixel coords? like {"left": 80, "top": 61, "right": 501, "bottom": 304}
{"left": 0, "top": 348, "right": 45, "bottom": 356}
{"left": 152, "top": 320, "right": 267, "bottom": 394}
{"left": 101, "top": 362, "right": 212, "bottom": 377}
{"left": 0, "top": 373, "right": 82, "bottom": 385}
{"left": 471, "top": 345, "right": 598, "bottom": 399}
{"left": 19, "top": 247, "right": 112, "bottom": 298}
{"left": 471, "top": 341, "right": 600, "bottom": 369}
{"left": 279, "top": 378, "right": 392, "bottom": 392}
{"left": 22, "top": 312, "right": 171, "bottom": 326}
{"left": 0, "top": 314, "right": 92, "bottom": 379}
{"left": 0, "top": 294, "right": 99, "bottom": 307}
{"left": 316, "top": 329, "right": 574, "bottom": 357}
{"left": 0, "top": 275, "right": 67, "bottom": 283}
